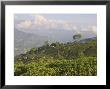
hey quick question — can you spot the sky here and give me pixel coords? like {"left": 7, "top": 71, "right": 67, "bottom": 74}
{"left": 14, "top": 14, "right": 97, "bottom": 35}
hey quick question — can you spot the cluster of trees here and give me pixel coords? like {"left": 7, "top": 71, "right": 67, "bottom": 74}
{"left": 14, "top": 34, "right": 97, "bottom": 76}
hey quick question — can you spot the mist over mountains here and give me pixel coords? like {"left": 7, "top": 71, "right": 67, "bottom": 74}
{"left": 14, "top": 29, "right": 48, "bottom": 56}
{"left": 14, "top": 28, "right": 96, "bottom": 56}
{"left": 14, "top": 14, "right": 97, "bottom": 56}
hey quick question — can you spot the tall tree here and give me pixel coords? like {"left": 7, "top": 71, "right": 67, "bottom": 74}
{"left": 73, "top": 34, "right": 82, "bottom": 42}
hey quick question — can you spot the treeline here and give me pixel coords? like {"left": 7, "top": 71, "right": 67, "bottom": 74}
{"left": 14, "top": 39, "right": 97, "bottom": 76}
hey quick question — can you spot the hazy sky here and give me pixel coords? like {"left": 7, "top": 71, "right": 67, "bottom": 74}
{"left": 14, "top": 14, "right": 97, "bottom": 35}
{"left": 15, "top": 14, "right": 96, "bottom": 24}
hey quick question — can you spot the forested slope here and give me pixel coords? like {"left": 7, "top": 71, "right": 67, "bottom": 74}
{"left": 14, "top": 38, "right": 97, "bottom": 76}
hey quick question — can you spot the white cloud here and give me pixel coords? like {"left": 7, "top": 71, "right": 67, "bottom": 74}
{"left": 16, "top": 14, "right": 97, "bottom": 35}
{"left": 48, "top": 20, "right": 58, "bottom": 29}
{"left": 17, "top": 20, "right": 32, "bottom": 29}
{"left": 79, "top": 25, "right": 97, "bottom": 35}
{"left": 34, "top": 15, "right": 47, "bottom": 26}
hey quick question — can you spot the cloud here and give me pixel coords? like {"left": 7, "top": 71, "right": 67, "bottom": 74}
{"left": 34, "top": 15, "right": 47, "bottom": 26}
{"left": 79, "top": 25, "right": 97, "bottom": 35}
{"left": 90, "top": 26, "right": 97, "bottom": 35}
{"left": 15, "top": 14, "right": 97, "bottom": 35}
{"left": 17, "top": 20, "right": 32, "bottom": 29}
{"left": 16, "top": 15, "right": 73, "bottom": 30}
{"left": 33, "top": 15, "right": 71, "bottom": 30}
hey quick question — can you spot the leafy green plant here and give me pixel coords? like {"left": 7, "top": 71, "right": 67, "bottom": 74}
{"left": 14, "top": 38, "right": 97, "bottom": 76}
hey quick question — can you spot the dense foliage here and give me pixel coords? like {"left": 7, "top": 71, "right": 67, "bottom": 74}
{"left": 14, "top": 39, "right": 97, "bottom": 76}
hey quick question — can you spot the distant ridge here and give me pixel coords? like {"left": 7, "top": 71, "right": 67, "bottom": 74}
{"left": 78, "top": 37, "right": 97, "bottom": 43}
{"left": 14, "top": 29, "right": 48, "bottom": 56}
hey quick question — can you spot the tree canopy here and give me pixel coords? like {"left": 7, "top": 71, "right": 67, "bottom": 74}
{"left": 73, "top": 34, "right": 82, "bottom": 42}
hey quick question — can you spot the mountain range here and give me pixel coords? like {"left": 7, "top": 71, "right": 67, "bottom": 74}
{"left": 14, "top": 29, "right": 96, "bottom": 56}
{"left": 14, "top": 29, "right": 48, "bottom": 56}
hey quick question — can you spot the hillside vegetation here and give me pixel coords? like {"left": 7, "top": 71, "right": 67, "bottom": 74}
{"left": 14, "top": 38, "right": 97, "bottom": 76}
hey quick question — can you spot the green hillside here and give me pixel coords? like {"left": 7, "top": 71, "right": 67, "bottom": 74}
{"left": 14, "top": 38, "right": 97, "bottom": 76}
